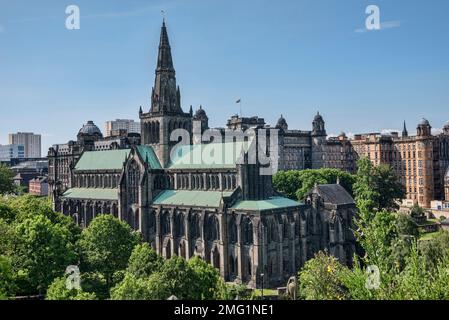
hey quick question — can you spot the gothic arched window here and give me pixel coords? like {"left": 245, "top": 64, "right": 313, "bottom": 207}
{"left": 207, "top": 215, "right": 220, "bottom": 241}
{"left": 127, "top": 160, "right": 140, "bottom": 205}
{"left": 229, "top": 216, "right": 237, "bottom": 244}
{"left": 175, "top": 213, "right": 185, "bottom": 237}
{"left": 162, "top": 212, "right": 171, "bottom": 236}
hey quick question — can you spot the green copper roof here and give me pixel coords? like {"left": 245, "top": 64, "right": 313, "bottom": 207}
{"left": 231, "top": 197, "right": 301, "bottom": 211}
{"left": 168, "top": 141, "right": 249, "bottom": 170}
{"left": 153, "top": 190, "right": 233, "bottom": 207}
{"left": 136, "top": 145, "right": 162, "bottom": 169}
{"left": 62, "top": 188, "right": 119, "bottom": 200}
{"left": 75, "top": 149, "right": 130, "bottom": 171}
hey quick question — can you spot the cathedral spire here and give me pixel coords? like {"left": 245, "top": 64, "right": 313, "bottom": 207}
{"left": 157, "top": 19, "right": 174, "bottom": 72}
{"left": 402, "top": 121, "right": 408, "bottom": 137}
{"left": 150, "top": 20, "right": 182, "bottom": 114}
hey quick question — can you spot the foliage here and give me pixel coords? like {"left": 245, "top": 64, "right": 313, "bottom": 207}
{"left": 79, "top": 272, "right": 110, "bottom": 300}
{"left": 298, "top": 251, "right": 348, "bottom": 300}
{"left": 354, "top": 210, "right": 398, "bottom": 271}
{"left": 112, "top": 255, "right": 227, "bottom": 300}
{"left": 410, "top": 204, "right": 425, "bottom": 219}
{"left": 0, "top": 255, "right": 16, "bottom": 299}
{"left": 354, "top": 157, "right": 404, "bottom": 214}
{"left": 110, "top": 273, "right": 154, "bottom": 300}
{"left": 13, "top": 215, "right": 78, "bottom": 294}
{"left": 419, "top": 231, "right": 449, "bottom": 271}
{"left": 46, "top": 277, "right": 97, "bottom": 300}
{"left": 78, "top": 215, "right": 141, "bottom": 289}
{"left": 0, "top": 164, "right": 15, "bottom": 195}
{"left": 395, "top": 213, "right": 419, "bottom": 238}
{"left": 127, "top": 243, "right": 163, "bottom": 279}
{"left": 273, "top": 169, "right": 356, "bottom": 200}
{"left": 187, "top": 256, "right": 226, "bottom": 300}
{"left": 221, "top": 283, "right": 254, "bottom": 300}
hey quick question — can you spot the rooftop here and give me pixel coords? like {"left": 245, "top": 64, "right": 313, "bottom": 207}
{"left": 62, "top": 188, "right": 119, "bottom": 201}
{"left": 153, "top": 190, "right": 233, "bottom": 207}
{"left": 231, "top": 197, "right": 301, "bottom": 211}
{"left": 75, "top": 149, "right": 130, "bottom": 171}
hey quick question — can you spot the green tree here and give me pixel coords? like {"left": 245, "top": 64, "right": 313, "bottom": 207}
{"left": 144, "top": 256, "right": 198, "bottom": 300}
{"left": 419, "top": 231, "right": 449, "bottom": 271}
{"left": 272, "top": 170, "right": 303, "bottom": 199}
{"left": 396, "top": 213, "right": 419, "bottom": 238}
{"left": 298, "top": 251, "right": 348, "bottom": 300}
{"left": 187, "top": 256, "right": 226, "bottom": 300}
{"left": 354, "top": 157, "right": 404, "bottom": 214}
{"left": 0, "top": 163, "right": 15, "bottom": 195}
{"left": 14, "top": 215, "right": 78, "bottom": 294}
{"left": 273, "top": 169, "right": 356, "bottom": 201}
{"left": 110, "top": 273, "right": 154, "bottom": 300}
{"left": 46, "top": 277, "right": 97, "bottom": 300}
{"left": 78, "top": 215, "right": 140, "bottom": 289}
{"left": 0, "top": 255, "right": 16, "bottom": 299}
{"left": 127, "top": 243, "right": 163, "bottom": 279}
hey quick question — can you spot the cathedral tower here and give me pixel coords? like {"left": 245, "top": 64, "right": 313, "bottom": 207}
{"left": 140, "top": 20, "right": 192, "bottom": 167}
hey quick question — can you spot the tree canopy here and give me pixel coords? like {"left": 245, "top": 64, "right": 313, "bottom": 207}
{"left": 273, "top": 168, "right": 356, "bottom": 200}
{"left": 0, "top": 164, "right": 15, "bottom": 195}
{"left": 77, "top": 215, "right": 141, "bottom": 288}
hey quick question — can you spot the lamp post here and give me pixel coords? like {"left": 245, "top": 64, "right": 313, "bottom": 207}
{"left": 260, "top": 223, "right": 265, "bottom": 299}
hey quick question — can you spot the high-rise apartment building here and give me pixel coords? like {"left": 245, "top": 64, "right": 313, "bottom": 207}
{"left": 104, "top": 119, "right": 140, "bottom": 137}
{"left": 8, "top": 132, "right": 41, "bottom": 158}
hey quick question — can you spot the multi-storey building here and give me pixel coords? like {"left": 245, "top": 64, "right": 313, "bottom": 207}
{"left": 350, "top": 120, "right": 449, "bottom": 208}
{"left": 105, "top": 119, "right": 141, "bottom": 137}
{"left": 8, "top": 132, "right": 41, "bottom": 158}
{"left": 0, "top": 144, "right": 25, "bottom": 161}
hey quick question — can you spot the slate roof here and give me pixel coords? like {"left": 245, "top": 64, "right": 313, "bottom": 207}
{"left": 62, "top": 188, "right": 119, "bottom": 200}
{"left": 153, "top": 190, "right": 233, "bottom": 207}
{"left": 231, "top": 197, "right": 301, "bottom": 211}
{"left": 314, "top": 184, "right": 355, "bottom": 205}
{"left": 168, "top": 141, "right": 248, "bottom": 170}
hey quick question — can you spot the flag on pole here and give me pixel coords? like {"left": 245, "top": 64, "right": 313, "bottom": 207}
{"left": 236, "top": 99, "right": 241, "bottom": 104}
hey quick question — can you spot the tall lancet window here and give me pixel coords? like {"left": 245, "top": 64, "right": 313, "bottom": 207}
{"left": 128, "top": 160, "right": 140, "bottom": 205}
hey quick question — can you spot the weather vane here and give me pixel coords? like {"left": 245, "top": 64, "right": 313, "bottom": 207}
{"left": 161, "top": 10, "right": 166, "bottom": 21}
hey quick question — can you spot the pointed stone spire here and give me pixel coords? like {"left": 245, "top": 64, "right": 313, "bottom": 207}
{"left": 150, "top": 20, "right": 182, "bottom": 114}
{"left": 157, "top": 19, "right": 174, "bottom": 72}
{"left": 402, "top": 121, "right": 408, "bottom": 137}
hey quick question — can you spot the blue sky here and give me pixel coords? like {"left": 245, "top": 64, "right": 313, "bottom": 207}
{"left": 1, "top": 0, "right": 448, "bottom": 152}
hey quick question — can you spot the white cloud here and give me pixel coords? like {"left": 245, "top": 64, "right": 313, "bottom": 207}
{"left": 432, "top": 128, "right": 443, "bottom": 135}
{"left": 355, "top": 20, "right": 402, "bottom": 33}
{"left": 381, "top": 129, "right": 401, "bottom": 135}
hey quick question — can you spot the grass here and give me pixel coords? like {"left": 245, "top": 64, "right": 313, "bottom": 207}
{"left": 252, "top": 288, "right": 279, "bottom": 297}
{"left": 419, "top": 231, "right": 440, "bottom": 241}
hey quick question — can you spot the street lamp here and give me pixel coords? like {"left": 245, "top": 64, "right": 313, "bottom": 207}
{"left": 260, "top": 223, "right": 265, "bottom": 299}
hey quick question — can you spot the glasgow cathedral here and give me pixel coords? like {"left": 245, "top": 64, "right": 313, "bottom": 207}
{"left": 48, "top": 21, "right": 359, "bottom": 288}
